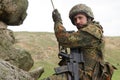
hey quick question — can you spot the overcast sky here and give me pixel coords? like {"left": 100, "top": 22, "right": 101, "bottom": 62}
{"left": 8, "top": 0, "right": 120, "bottom": 36}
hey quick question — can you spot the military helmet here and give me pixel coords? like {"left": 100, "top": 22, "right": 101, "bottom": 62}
{"left": 69, "top": 4, "right": 94, "bottom": 25}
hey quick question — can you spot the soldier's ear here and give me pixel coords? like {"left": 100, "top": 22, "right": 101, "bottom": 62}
{"left": 87, "top": 17, "right": 92, "bottom": 22}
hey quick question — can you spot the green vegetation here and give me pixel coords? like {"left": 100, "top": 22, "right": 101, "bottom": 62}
{"left": 104, "top": 37, "right": 120, "bottom": 80}
{"left": 14, "top": 32, "right": 120, "bottom": 80}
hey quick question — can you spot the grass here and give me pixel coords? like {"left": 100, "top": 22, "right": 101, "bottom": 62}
{"left": 104, "top": 37, "right": 120, "bottom": 80}
{"left": 14, "top": 32, "right": 120, "bottom": 80}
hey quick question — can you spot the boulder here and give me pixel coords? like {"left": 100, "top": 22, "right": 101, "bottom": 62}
{"left": 0, "top": 21, "right": 34, "bottom": 71}
{"left": 0, "top": 22, "right": 15, "bottom": 46}
{"left": 0, "top": 1, "right": 45, "bottom": 79}
{"left": 0, "top": 60, "right": 44, "bottom": 80}
{"left": 0, "top": 0, "right": 28, "bottom": 25}
{"left": 0, "top": 60, "right": 34, "bottom": 80}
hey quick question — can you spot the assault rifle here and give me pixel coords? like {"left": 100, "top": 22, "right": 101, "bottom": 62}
{"left": 54, "top": 48, "right": 85, "bottom": 80}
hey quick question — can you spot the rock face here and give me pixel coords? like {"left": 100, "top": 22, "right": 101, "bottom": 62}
{"left": 0, "top": 60, "right": 34, "bottom": 80}
{"left": 0, "top": 0, "right": 33, "bottom": 71}
{"left": 0, "top": 21, "right": 34, "bottom": 71}
{"left": 0, "top": 0, "right": 44, "bottom": 79}
{"left": 0, "top": 0, "right": 28, "bottom": 25}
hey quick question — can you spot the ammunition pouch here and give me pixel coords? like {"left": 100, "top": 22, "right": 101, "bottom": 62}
{"left": 92, "top": 62, "right": 117, "bottom": 80}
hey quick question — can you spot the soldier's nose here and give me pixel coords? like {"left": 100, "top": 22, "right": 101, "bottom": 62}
{"left": 76, "top": 18, "right": 81, "bottom": 24}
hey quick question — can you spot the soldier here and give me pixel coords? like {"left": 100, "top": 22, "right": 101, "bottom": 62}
{"left": 45, "top": 4, "right": 116, "bottom": 80}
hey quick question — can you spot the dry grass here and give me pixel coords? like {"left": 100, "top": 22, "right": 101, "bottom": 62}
{"left": 13, "top": 32, "right": 120, "bottom": 80}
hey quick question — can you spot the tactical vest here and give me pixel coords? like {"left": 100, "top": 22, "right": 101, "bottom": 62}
{"left": 79, "top": 21, "right": 116, "bottom": 80}
{"left": 79, "top": 21, "right": 104, "bottom": 70}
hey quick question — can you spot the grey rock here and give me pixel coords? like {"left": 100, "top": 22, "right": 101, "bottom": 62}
{"left": 0, "top": 60, "right": 34, "bottom": 80}
{"left": 0, "top": 0, "right": 28, "bottom": 25}
{"left": 0, "top": 42, "right": 34, "bottom": 71}
{"left": 0, "top": 21, "right": 34, "bottom": 71}
{"left": 30, "top": 67, "right": 44, "bottom": 80}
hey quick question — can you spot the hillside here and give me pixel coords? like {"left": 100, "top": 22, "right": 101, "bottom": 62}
{"left": 13, "top": 32, "right": 120, "bottom": 80}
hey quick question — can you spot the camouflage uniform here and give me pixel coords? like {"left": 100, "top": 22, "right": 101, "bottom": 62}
{"left": 45, "top": 4, "right": 116, "bottom": 80}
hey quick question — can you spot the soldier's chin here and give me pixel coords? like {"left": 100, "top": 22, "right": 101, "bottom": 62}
{"left": 76, "top": 25, "right": 83, "bottom": 29}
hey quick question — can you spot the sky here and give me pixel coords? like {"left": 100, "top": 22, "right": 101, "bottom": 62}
{"left": 8, "top": 0, "right": 120, "bottom": 36}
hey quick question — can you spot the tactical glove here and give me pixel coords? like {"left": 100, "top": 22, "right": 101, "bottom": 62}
{"left": 52, "top": 9, "right": 62, "bottom": 23}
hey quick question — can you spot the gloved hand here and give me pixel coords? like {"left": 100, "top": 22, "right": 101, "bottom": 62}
{"left": 52, "top": 9, "right": 62, "bottom": 23}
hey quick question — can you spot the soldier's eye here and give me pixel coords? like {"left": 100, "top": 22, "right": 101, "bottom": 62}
{"left": 73, "top": 18, "right": 77, "bottom": 22}
{"left": 78, "top": 16, "right": 82, "bottom": 19}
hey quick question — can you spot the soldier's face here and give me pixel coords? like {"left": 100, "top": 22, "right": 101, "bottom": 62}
{"left": 73, "top": 14, "right": 87, "bottom": 29}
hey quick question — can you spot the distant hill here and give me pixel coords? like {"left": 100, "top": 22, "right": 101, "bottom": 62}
{"left": 14, "top": 32, "right": 120, "bottom": 80}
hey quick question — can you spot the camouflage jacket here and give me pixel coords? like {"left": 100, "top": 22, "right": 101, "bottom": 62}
{"left": 54, "top": 21, "right": 105, "bottom": 73}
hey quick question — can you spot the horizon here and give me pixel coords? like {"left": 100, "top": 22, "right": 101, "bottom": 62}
{"left": 13, "top": 31, "right": 120, "bottom": 37}
{"left": 8, "top": 0, "right": 120, "bottom": 36}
